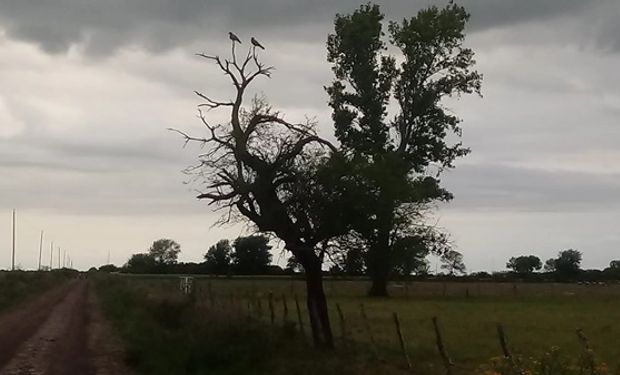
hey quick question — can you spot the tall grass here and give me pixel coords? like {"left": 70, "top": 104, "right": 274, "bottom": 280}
{"left": 0, "top": 270, "right": 73, "bottom": 312}
{"left": 94, "top": 275, "right": 402, "bottom": 375}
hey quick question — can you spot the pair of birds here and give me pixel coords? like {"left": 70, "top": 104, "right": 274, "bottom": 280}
{"left": 229, "top": 32, "right": 264, "bottom": 50}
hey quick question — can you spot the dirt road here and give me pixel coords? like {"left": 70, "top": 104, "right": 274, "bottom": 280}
{"left": 0, "top": 280, "right": 131, "bottom": 375}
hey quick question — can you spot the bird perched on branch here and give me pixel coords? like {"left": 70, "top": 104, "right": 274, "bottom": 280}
{"left": 251, "top": 37, "right": 265, "bottom": 50}
{"left": 229, "top": 32, "right": 241, "bottom": 44}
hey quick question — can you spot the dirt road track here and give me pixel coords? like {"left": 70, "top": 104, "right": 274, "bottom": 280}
{"left": 0, "top": 280, "right": 131, "bottom": 375}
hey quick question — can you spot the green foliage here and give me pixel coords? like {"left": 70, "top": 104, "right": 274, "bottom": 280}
{"left": 125, "top": 253, "right": 158, "bottom": 274}
{"left": 326, "top": 2, "right": 481, "bottom": 295}
{"left": 545, "top": 250, "right": 582, "bottom": 280}
{"left": 440, "top": 250, "right": 466, "bottom": 275}
{"left": 204, "top": 239, "right": 232, "bottom": 275}
{"left": 0, "top": 271, "right": 70, "bottom": 312}
{"left": 507, "top": 255, "right": 543, "bottom": 275}
{"left": 285, "top": 256, "right": 303, "bottom": 273}
{"left": 148, "top": 239, "right": 181, "bottom": 266}
{"left": 479, "top": 346, "right": 616, "bottom": 375}
{"left": 231, "top": 235, "right": 272, "bottom": 275}
{"left": 99, "top": 264, "right": 119, "bottom": 273}
{"left": 94, "top": 276, "right": 403, "bottom": 375}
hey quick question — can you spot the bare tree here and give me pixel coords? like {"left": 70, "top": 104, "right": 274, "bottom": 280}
{"left": 172, "top": 37, "right": 346, "bottom": 348}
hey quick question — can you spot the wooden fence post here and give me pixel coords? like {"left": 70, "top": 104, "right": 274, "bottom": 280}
{"left": 282, "top": 294, "right": 289, "bottom": 323}
{"left": 360, "top": 303, "right": 380, "bottom": 360}
{"left": 209, "top": 291, "right": 215, "bottom": 309}
{"left": 294, "top": 294, "right": 306, "bottom": 344}
{"left": 576, "top": 328, "right": 596, "bottom": 375}
{"left": 496, "top": 323, "right": 525, "bottom": 375}
{"left": 336, "top": 303, "right": 348, "bottom": 347}
{"left": 432, "top": 316, "right": 454, "bottom": 375}
{"left": 245, "top": 292, "right": 252, "bottom": 318}
{"left": 392, "top": 312, "right": 412, "bottom": 370}
{"left": 257, "top": 296, "right": 263, "bottom": 319}
{"left": 268, "top": 291, "right": 275, "bottom": 325}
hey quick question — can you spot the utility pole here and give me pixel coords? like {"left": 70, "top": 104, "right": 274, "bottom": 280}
{"left": 50, "top": 241, "right": 54, "bottom": 270}
{"left": 11, "top": 209, "right": 16, "bottom": 271}
{"left": 58, "top": 247, "right": 61, "bottom": 269}
{"left": 107, "top": 250, "right": 110, "bottom": 265}
{"left": 38, "top": 230, "right": 44, "bottom": 270}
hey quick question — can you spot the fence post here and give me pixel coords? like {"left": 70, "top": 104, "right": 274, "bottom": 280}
{"left": 496, "top": 323, "right": 524, "bottom": 375}
{"left": 294, "top": 294, "right": 307, "bottom": 345}
{"left": 432, "top": 316, "right": 454, "bottom": 375}
{"left": 282, "top": 294, "right": 289, "bottom": 323}
{"left": 576, "top": 328, "right": 596, "bottom": 375}
{"left": 245, "top": 291, "right": 252, "bottom": 318}
{"left": 268, "top": 291, "right": 275, "bottom": 325}
{"left": 257, "top": 296, "right": 263, "bottom": 320}
{"left": 336, "top": 303, "right": 348, "bottom": 347}
{"left": 209, "top": 291, "right": 215, "bottom": 309}
{"left": 360, "top": 303, "right": 380, "bottom": 360}
{"left": 392, "top": 312, "right": 412, "bottom": 371}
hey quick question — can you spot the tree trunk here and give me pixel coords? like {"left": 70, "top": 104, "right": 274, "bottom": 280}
{"left": 296, "top": 248, "right": 334, "bottom": 348}
{"left": 367, "top": 245, "right": 390, "bottom": 296}
{"left": 364, "top": 197, "right": 395, "bottom": 297}
{"left": 367, "top": 228, "right": 391, "bottom": 297}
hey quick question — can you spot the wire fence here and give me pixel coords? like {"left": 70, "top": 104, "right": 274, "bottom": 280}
{"left": 178, "top": 279, "right": 620, "bottom": 374}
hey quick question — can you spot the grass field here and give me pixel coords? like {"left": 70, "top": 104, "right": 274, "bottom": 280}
{"left": 0, "top": 270, "right": 73, "bottom": 312}
{"left": 100, "top": 275, "right": 620, "bottom": 374}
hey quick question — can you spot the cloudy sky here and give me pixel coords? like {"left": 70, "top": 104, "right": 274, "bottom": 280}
{"left": 1, "top": 0, "right": 619, "bottom": 271}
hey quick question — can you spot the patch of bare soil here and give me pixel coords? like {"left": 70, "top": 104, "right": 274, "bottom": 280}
{"left": 0, "top": 280, "right": 131, "bottom": 375}
{"left": 0, "top": 282, "right": 71, "bottom": 369}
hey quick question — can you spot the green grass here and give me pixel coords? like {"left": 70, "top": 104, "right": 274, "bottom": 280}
{"left": 94, "top": 276, "right": 403, "bottom": 375}
{"left": 99, "top": 275, "right": 620, "bottom": 374}
{"left": 0, "top": 270, "right": 73, "bottom": 312}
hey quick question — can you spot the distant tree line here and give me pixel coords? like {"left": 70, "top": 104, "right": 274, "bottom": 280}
{"left": 504, "top": 250, "right": 620, "bottom": 282}
{"left": 97, "top": 236, "right": 285, "bottom": 276}
{"left": 94, "top": 241, "right": 620, "bottom": 283}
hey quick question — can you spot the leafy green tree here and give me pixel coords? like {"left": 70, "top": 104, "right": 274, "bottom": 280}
{"left": 606, "top": 260, "right": 620, "bottom": 279}
{"left": 204, "top": 239, "right": 232, "bottom": 275}
{"left": 231, "top": 235, "right": 273, "bottom": 275}
{"left": 326, "top": 2, "right": 481, "bottom": 296}
{"left": 545, "top": 249, "right": 582, "bottom": 279}
{"left": 148, "top": 239, "right": 181, "bottom": 266}
{"left": 391, "top": 235, "right": 431, "bottom": 276}
{"left": 125, "top": 253, "right": 157, "bottom": 274}
{"left": 506, "top": 255, "right": 542, "bottom": 275}
{"left": 286, "top": 256, "right": 303, "bottom": 273}
{"left": 342, "top": 247, "right": 365, "bottom": 275}
{"left": 440, "top": 250, "right": 466, "bottom": 276}
{"left": 99, "top": 264, "right": 119, "bottom": 273}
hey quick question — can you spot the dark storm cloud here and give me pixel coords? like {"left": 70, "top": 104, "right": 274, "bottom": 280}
{"left": 0, "top": 0, "right": 614, "bottom": 56}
